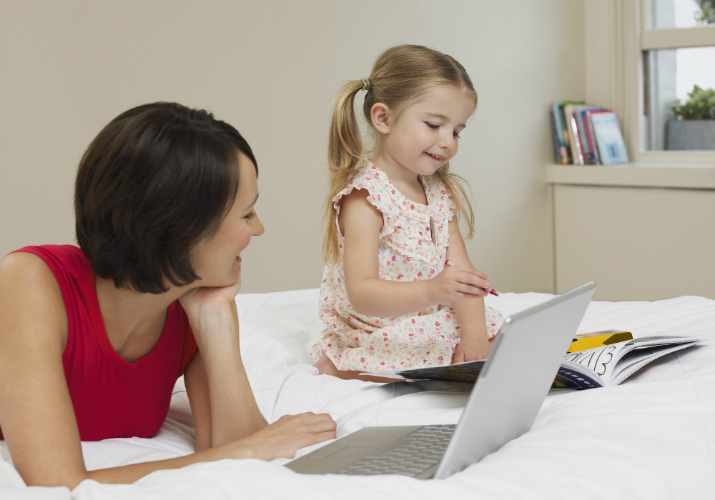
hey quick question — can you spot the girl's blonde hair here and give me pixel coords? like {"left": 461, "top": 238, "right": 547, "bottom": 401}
{"left": 323, "top": 45, "right": 478, "bottom": 264}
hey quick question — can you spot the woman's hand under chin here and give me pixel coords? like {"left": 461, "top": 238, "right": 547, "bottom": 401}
{"left": 179, "top": 276, "right": 242, "bottom": 321}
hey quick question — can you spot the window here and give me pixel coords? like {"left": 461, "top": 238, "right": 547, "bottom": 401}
{"left": 643, "top": 0, "right": 715, "bottom": 151}
{"left": 585, "top": 0, "right": 715, "bottom": 165}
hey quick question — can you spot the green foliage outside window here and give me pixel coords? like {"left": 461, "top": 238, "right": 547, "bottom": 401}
{"left": 671, "top": 85, "right": 715, "bottom": 120}
{"left": 695, "top": 0, "right": 715, "bottom": 23}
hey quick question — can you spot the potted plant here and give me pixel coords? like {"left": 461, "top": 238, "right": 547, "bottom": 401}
{"left": 695, "top": 0, "right": 715, "bottom": 23}
{"left": 666, "top": 85, "right": 715, "bottom": 150}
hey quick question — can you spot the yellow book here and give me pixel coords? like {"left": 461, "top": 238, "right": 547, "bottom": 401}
{"left": 567, "top": 330, "right": 633, "bottom": 353}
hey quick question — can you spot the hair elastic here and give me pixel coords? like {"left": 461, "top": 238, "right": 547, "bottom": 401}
{"left": 361, "top": 77, "right": 371, "bottom": 92}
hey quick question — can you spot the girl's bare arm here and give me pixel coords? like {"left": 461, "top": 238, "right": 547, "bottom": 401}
{"left": 0, "top": 253, "right": 335, "bottom": 489}
{"left": 443, "top": 219, "right": 493, "bottom": 362}
{"left": 341, "top": 190, "right": 490, "bottom": 318}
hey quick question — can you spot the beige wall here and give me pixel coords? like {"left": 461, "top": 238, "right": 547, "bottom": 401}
{"left": 554, "top": 184, "right": 715, "bottom": 301}
{"left": 0, "top": 0, "right": 585, "bottom": 294}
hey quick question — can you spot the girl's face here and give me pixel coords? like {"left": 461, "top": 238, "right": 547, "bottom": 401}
{"left": 190, "top": 152, "right": 264, "bottom": 288}
{"left": 373, "top": 85, "right": 476, "bottom": 178}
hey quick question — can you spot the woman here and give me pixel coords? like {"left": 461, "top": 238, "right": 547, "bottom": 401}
{"left": 0, "top": 102, "right": 336, "bottom": 488}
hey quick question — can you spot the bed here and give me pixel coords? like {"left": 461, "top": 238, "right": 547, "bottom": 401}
{"left": 1, "top": 289, "right": 714, "bottom": 499}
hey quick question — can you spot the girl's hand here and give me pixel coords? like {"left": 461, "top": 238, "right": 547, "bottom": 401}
{"left": 234, "top": 413, "right": 337, "bottom": 461}
{"left": 452, "top": 334, "right": 493, "bottom": 363}
{"left": 430, "top": 263, "right": 490, "bottom": 304}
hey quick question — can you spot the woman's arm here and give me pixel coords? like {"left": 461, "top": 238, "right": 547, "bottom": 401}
{"left": 341, "top": 190, "right": 490, "bottom": 318}
{"left": 444, "top": 219, "right": 494, "bottom": 363}
{"left": 84, "top": 412, "right": 335, "bottom": 486}
{"left": 184, "top": 299, "right": 268, "bottom": 451}
{"left": 183, "top": 351, "right": 212, "bottom": 451}
{"left": 0, "top": 253, "right": 85, "bottom": 487}
{"left": 0, "top": 253, "right": 335, "bottom": 489}
{"left": 180, "top": 283, "right": 267, "bottom": 448}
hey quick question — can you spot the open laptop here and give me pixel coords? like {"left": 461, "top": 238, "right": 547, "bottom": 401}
{"left": 285, "top": 282, "right": 596, "bottom": 479}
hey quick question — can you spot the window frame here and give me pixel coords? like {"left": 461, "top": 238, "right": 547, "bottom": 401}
{"left": 585, "top": 0, "right": 715, "bottom": 166}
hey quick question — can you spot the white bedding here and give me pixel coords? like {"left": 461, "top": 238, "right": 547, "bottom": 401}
{"left": 2, "top": 289, "right": 714, "bottom": 499}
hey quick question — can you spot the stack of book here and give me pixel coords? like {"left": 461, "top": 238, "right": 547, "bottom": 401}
{"left": 550, "top": 101, "right": 629, "bottom": 165}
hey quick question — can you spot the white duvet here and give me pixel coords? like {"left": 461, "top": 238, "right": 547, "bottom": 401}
{"left": 1, "top": 289, "right": 714, "bottom": 499}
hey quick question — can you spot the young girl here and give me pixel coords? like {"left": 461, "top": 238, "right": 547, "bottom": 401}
{"left": 312, "top": 45, "right": 503, "bottom": 378}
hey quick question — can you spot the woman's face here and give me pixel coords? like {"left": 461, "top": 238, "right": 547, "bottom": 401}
{"left": 190, "top": 152, "right": 263, "bottom": 288}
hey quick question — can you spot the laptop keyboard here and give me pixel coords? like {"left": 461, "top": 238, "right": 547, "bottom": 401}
{"left": 332, "top": 425, "right": 457, "bottom": 477}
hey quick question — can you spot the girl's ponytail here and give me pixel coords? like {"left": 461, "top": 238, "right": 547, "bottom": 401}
{"left": 323, "top": 80, "right": 365, "bottom": 264}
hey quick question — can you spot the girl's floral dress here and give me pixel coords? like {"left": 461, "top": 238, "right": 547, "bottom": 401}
{"left": 311, "top": 163, "right": 503, "bottom": 372}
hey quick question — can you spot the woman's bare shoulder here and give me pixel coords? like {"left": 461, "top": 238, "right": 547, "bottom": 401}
{"left": 1, "top": 250, "right": 51, "bottom": 271}
{"left": 0, "top": 251, "right": 64, "bottom": 298}
{"left": 0, "top": 251, "right": 68, "bottom": 345}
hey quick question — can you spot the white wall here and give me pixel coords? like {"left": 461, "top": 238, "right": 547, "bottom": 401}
{"left": 0, "top": 0, "right": 585, "bottom": 294}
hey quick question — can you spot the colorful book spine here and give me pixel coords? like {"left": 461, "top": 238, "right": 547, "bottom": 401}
{"left": 551, "top": 101, "right": 570, "bottom": 164}
{"left": 566, "top": 107, "right": 585, "bottom": 165}
{"left": 576, "top": 112, "right": 591, "bottom": 164}
{"left": 573, "top": 113, "right": 586, "bottom": 164}
{"left": 573, "top": 106, "right": 607, "bottom": 164}
{"left": 559, "top": 102, "right": 586, "bottom": 165}
{"left": 550, "top": 106, "right": 561, "bottom": 163}
{"left": 581, "top": 110, "right": 597, "bottom": 164}
{"left": 558, "top": 105, "right": 573, "bottom": 164}
{"left": 585, "top": 110, "right": 602, "bottom": 164}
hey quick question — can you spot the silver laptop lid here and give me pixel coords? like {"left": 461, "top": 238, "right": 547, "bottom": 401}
{"left": 434, "top": 282, "right": 596, "bottom": 479}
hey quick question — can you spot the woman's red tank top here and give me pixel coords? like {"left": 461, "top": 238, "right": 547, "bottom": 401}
{"left": 0, "top": 245, "right": 197, "bottom": 441}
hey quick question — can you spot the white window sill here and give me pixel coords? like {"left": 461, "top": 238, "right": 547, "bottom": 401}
{"left": 546, "top": 164, "right": 715, "bottom": 190}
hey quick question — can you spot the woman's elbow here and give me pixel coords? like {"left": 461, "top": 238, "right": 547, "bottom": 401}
{"left": 21, "top": 469, "right": 89, "bottom": 490}
{"left": 195, "top": 441, "right": 211, "bottom": 453}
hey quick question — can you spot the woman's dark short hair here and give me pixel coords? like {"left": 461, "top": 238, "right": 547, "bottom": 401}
{"left": 75, "top": 102, "right": 257, "bottom": 294}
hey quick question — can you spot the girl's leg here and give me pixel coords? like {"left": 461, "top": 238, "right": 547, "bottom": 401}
{"left": 314, "top": 356, "right": 397, "bottom": 384}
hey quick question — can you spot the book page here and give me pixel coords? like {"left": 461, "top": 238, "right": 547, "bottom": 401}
{"left": 561, "top": 343, "right": 629, "bottom": 384}
{"left": 619, "top": 336, "right": 702, "bottom": 349}
{"left": 610, "top": 341, "right": 702, "bottom": 385}
{"left": 562, "top": 336, "right": 704, "bottom": 386}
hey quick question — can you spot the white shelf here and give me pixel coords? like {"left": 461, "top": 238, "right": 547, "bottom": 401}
{"left": 546, "top": 164, "right": 715, "bottom": 190}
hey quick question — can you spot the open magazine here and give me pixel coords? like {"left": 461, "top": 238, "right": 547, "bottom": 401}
{"left": 360, "top": 336, "right": 706, "bottom": 390}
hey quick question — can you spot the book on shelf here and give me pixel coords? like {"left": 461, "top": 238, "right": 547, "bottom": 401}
{"left": 360, "top": 333, "right": 705, "bottom": 390}
{"left": 573, "top": 105, "right": 606, "bottom": 164}
{"left": 589, "top": 111, "right": 630, "bottom": 164}
{"left": 549, "top": 107, "right": 561, "bottom": 164}
{"left": 563, "top": 104, "right": 585, "bottom": 165}
{"left": 551, "top": 100, "right": 584, "bottom": 165}
{"left": 582, "top": 109, "right": 601, "bottom": 164}
{"left": 549, "top": 102, "right": 628, "bottom": 165}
